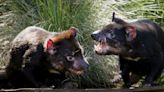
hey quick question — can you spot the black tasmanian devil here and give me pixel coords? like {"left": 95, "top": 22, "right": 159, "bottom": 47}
{"left": 91, "top": 12, "right": 164, "bottom": 88}
{"left": 5, "top": 26, "right": 89, "bottom": 88}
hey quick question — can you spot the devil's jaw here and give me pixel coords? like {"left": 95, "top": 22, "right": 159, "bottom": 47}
{"left": 91, "top": 32, "right": 122, "bottom": 55}
{"left": 93, "top": 39, "right": 138, "bottom": 58}
{"left": 93, "top": 41, "right": 122, "bottom": 55}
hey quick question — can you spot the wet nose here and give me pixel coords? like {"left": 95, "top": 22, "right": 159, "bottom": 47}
{"left": 80, "top": 60, "right": 89, "bottom": 71}
{"left": 91, "top": 33, "right": 97, "bottom": 40}
{"left": 83, "top": 62, "right": 89, "bottom": 70}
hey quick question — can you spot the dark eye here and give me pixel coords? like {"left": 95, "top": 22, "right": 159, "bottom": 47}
{"left": 66, "top": 56, "right": 75, "bottom": 61}
{"left": 111, "top": 31, "right": 115, "bottom": 38}
{"left": 107, "top": 30, "right": 115, "bottom": 39}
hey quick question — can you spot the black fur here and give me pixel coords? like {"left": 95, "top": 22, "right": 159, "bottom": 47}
{"left": 91, "top": 17, "right": 164, "bottom": 88}
{"left": 3, "top": 26, "right": 88, "bottom": 88}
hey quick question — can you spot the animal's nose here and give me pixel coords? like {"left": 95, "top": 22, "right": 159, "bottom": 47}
{"left": 79, "top": 60, "right": 89, "bottom": 71}
{"left": 91, "top": 30, "right": 101, "bottom": 40}
{"left": 91, "top": 33, "right": 97, "bottom": 40}
{"left": 83, "top": 62, "right": 89, "bottom": 70}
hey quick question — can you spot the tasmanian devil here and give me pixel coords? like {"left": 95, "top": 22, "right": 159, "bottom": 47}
{"left": 91, "top": 12, "right": 164, "bottom": 88}
{"left": 5, "top": 26, "right": 89, "bottom": 88}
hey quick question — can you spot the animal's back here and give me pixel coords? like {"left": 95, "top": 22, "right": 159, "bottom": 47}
{"left": 133, "top": 20, "right": 164, "bottom": 52}
{"left": 9, "top": 26, "right": 58, "bottom": 68}
{"left": 12, "top": 26, "right": 56, "bottom": 48}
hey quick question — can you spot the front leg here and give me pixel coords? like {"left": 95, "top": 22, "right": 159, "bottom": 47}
{"left": 23, "top": 43, "right": 46, "bottom": 87}
{"left": 119, "top": 57, "right": 132, "bottom": 88}
{"left": 143, "top": 55, "right": 163, "bottom": 87}
{"left": 22, "top": 66, "right": 40, "bottom": 87}
{"left": 121, "top": 65, "right": 131, "bottom": 88}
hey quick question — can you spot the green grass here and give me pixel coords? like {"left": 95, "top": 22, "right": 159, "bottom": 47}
{"left": 2, "top": 0, "right": 164, "bottom": 88}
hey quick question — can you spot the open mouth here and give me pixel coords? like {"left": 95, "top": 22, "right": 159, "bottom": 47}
{"left": 94, "top": 41, "right": 110, "bottom": 54}
{"left": 93, "top": 40, "right": 121, "bottom": 55}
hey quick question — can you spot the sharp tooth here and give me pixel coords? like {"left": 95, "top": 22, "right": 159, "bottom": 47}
{"left": 94, "top": 44, "right": 99, "bottom": 51}
{"left": 104, "top": 38, "right": 106, "bottom": 42}
{"left": 94, "top": 45, "right": 97, "bottom": 48}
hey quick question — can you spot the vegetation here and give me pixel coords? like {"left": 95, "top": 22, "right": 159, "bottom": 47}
{"left": 0, "top": 0, "right": 164, "bottom": 88}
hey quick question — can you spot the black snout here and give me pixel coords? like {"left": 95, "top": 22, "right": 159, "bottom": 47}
{"left": 81, "top": 61, "right": 89, "bottom": 70}
{"left": 79, "top": 60, "right": 89, "bottom": 70}
{"left": 75, "top": 59, "right": 89, "bottom": 71}
{"left": 91, "top": 33, "right": 98, "bottom": 40}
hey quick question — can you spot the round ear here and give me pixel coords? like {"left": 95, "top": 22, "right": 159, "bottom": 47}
{"left": 50, "top": 27, "right": 78, "bottom": 44}
{"left": 47, "top": 39, "right": 54, "bottom": 49}
{"left": 69, "top": 27, "right": 78, "bottom": 37}
{"left": 126, "top": 26, "right": 137, "bottom": 41}
{"left": 112, "top": 12, "right": 115, "bottom": 22}
{"left": 111, "top": 12, "right": 128, "bottom": 25}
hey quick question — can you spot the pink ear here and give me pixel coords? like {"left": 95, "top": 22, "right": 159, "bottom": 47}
{"left": 46, "top": 39, "right": 57, "bottom": 55}
{"left": 47, "top": 39, "right": 54, "bottom": 49}
{"left": 126, "top": 26, "right": 136, "bottom": 41}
